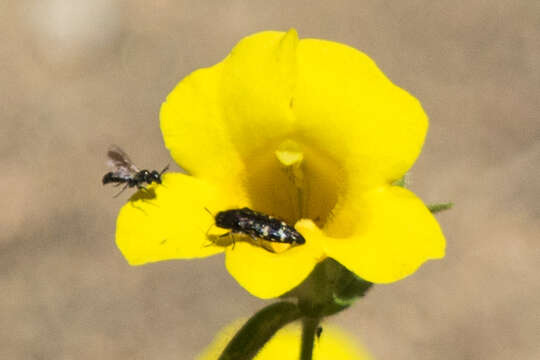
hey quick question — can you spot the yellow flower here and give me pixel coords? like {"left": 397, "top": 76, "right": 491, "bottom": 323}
{"left": 116, "top": 29, "right": 445, "bottom": 299}
{"left": 197, "top": 320, "right": 373, "bottom": 360}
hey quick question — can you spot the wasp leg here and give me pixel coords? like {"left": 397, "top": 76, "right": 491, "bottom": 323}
{"left": 113, "top": 184, "right": 129, "bottom": 198}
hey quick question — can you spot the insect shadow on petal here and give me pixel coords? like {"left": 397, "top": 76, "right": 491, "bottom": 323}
{"left": 202, "top": 207, "right": 239, "bottom": 249}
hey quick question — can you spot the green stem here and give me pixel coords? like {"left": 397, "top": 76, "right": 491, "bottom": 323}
{"left": 300, "top": 317, "right": 320, "bottom": 360}
{"left": 218, "top": 302, "right": 302, "bottom": 360}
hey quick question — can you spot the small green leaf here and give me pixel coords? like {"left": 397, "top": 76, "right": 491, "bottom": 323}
{"left": 428, "top": 202, "right": 454, "bottom": 213}
{"left": 392, "top": 173, "right": 410, "bottom": 188}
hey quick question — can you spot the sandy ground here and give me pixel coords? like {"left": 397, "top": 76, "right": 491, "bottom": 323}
{"left": 1, "top": 1, "right": 539, "bottom": 359}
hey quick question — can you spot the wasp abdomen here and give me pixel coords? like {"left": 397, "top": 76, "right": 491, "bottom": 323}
{"left": 102, "top": 172, "right": 127, "bottom": 185}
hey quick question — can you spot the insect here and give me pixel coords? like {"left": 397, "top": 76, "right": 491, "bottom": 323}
{"left": 213, "top": 207, "right": 305, "bottom": 245}
{"left": 102, "top": 145, "right": 168, "bottom": 197}
{"left": 316, "top": 326, "right": 323, "bottom": 340}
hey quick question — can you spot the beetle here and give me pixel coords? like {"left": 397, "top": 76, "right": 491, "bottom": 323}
{"left": 213, "top": 207, "right": 305, "bottom": 245}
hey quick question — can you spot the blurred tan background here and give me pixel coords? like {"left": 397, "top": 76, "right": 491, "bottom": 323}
{"left": 1, "top": 0, "right": 539, "bottom": 359}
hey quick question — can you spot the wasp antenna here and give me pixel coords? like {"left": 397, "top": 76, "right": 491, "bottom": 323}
{"left": 204, "top": 207, "right": 214, "bottom": 217}
{"left": 160, "top": 164, "right": 169, "bottom": 175}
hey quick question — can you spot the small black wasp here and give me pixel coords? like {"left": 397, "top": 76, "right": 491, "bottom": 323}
{"left": 102, "top": 145, "right": 168, "bottom": 197}
{"left": 213, "top": 207, "right": 305, "bottom": 245}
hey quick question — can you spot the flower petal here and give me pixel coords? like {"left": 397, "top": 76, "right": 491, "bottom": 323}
{"left": 302, "top": 186, "right": 445, "bottom": 283}
{"left": 220, "top": 29, "right": 298, "bottom": 157}
{"left": 293, "top": 38, "right": 428, "bottom": 187}
{"left": 160, "top": 62, "right": 245, "bottom": 189}
{"left": 225, "top": 229, "right": 325, "bottom": 299}
{"left": 116, "top": 173, "right": 243, "bottom": 265}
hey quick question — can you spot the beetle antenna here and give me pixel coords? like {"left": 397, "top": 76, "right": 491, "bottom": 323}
{"left": 203, "top": 208, "right": 215, "bottom": 241}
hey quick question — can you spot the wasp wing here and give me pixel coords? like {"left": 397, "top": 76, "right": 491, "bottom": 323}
{"left": 106, "top": 145, "right": 140, "bottom": 176}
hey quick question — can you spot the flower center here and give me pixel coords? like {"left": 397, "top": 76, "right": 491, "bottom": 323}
{"left": 243, "top": 139, "right": 344, "bottom": 229}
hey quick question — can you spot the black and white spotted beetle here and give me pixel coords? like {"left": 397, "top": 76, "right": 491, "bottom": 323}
{"left": 213, "top": 207, "right": 305, "bottom": 245}
{"left": 102, "top": 145, "right": 168, "bottom": 197}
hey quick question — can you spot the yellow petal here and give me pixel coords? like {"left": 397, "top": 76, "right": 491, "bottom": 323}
{"left": 198, "top": 321, "right": 373, "bottom": 360}
{"left": 225, "top": 227, "right": 325, "bottom": 299}
{"left": 116, "top": 173, "right": 243, "bottom": 265}
{"left": 302, "top": 186, "right": 445, "bottom": 283}
{"left": 293, "top": 38, "right": 428, "bottom": 187}
{"left": 220, "top": 29, "right": 298, "bottom": 158}
{"left": 160, "top": 62, "right": 245, "bottom": 190}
